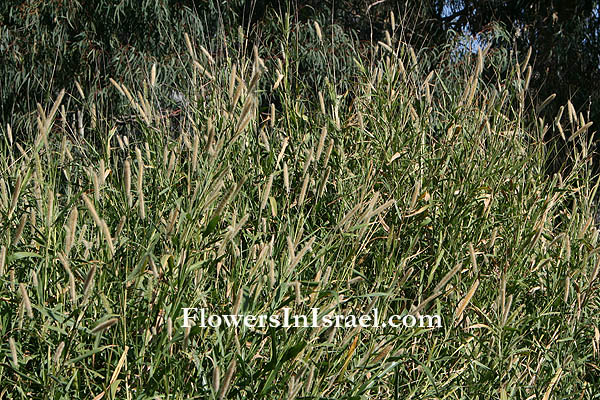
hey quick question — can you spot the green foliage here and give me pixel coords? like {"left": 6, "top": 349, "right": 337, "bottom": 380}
{"left": 1, "top": 3, "right": 600, "bottom": 399}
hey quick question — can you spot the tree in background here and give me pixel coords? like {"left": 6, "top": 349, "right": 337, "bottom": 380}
{"left": 243, "top": 0, "right": 599, "bottom": 127}
{"left": 2, "top": 0, "right": 599, "bottom": 136}
{"left": 439, "top": 0, "right": 600, "bottom": 123}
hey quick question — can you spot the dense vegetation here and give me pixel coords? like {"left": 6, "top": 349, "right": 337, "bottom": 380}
{"left": 1, "top": 1, "right": 600, "bottom": 398}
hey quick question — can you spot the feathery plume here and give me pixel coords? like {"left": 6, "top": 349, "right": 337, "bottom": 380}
{"left": 212, "top": 364, "right": 221, "bottom": 393}
{"left": 276, "top": 138, "right": 288, "bottom": 166}
{"left": 200, "top": 45, "right": 214, "bottom": 64}
{"left": 57, "top": 252, "right": 76, "bottom": 305}
{"left": 568, "top": 121, "right": 593, "bottom": 142}
{"left": 302, "top": 148, "right": 313, "bottom": 177}
{"left": 231, "top": 80, "right": 243, "bottom": 109}
{"left": 319, "top": 91, "right": 326, "bottom": 115}
{"left": 218, "top": 359, "right": 237, "bottom": 400}
{"left": 0, "top": 178, "right": 8, "bottom": 209}
{"left": 314, "top": 21, "right": 322, "bottom": 42}
{"left": 455, "top": 279, "right": 480, "bottom": 323}
{"left": 469, "top": 243, "right": 478, "bottom": 275}
{"left": 184, "top": 32, "right": 196, "bottom": 60}
{"left": 7, "top": 123, "right": 13, "bottom": 146}
{"left": 91, "top": 317, "right": 119, "bottom": 334}
{"left": 114, "top": 215, "right": 125, "bottom": 241}
{"left": 53, "top": 341, "right": 65, "bottom": 364}
{"left": 270, "top": 103, "right": 276, "bottom": 128}
{"left": 192, "top": 134, "right": 199, "bottom": 173}
{"left": 8, "top": 175, "right": 22, "bottom": 219}
{"left": 269, "top": 259, "right": 276, "bottom": 287}
{"left": 248, "top": 68, "right": 262, "bottom": 92}
{"left": 193, "top": 60, "right": 214, "bottom": 80}
{"left": 273, "top": 73, "right": 284, "bottom": 91}
{"left": 75, "top": 81, "right": 85, "bottom": 99}
{"left": 288, "top": 237, "right": 316, "bottom": 273}
{"left": 433, "top": 263, "right": 463, "bottom": 294}
{"left": 317, "top": 167, "right": 330, "bottom": 198}
{"left": 19, "top": 283, "right": 33, "bottom": 318}
{"left": 228, "top": 64, "right": 237, "bottom": 99}
{"left": 82, "top": 193, "right": 101, "bottom": 226}
{"left": 136, "top": 147, "right": 145, "bottom": 219}
{"left": 124, "top": 158, "right": 132, "bottom": 207}
{"left": 9, "top": 337, "right": 17, "bottom": 366}
{"left": 323, "top": 139, "right": 334, "bottom": 170}
{"left": 537, "top": 93, "right": 556, "bottom": 114}
{"left": 521, "top": 47, "right": 532, "bottom": 75}
{"left": 13, "top": 214, "right": 27, "bottom": 246}
{"left": 150, "top": 63, "right": 157, "bottom": 87}
{"left": 378, "top": 41, "right": 393, "bottom": 54}
{"left": 44, "top": 89, "right": 66, "bottom": 133}
{"left": 298, "top": 174, "right": 310, "bottom": 207}
{"left": 261, "top": 174, "right": 274, "bottom": 211}
{"left": 100, "top": 219, "right": 115, "bottom": 255}
{"left": 92, "top": 171, "right": 100, "bottom": 202}
{"left": 283, "top": 162, "right": 290, "bottom": 194}
{"left": 315, "top": 127, "right": 327, "bottom": 162}
{"left": 0, "top": 245, "right": 5, "bottom": 276}
{"left": 83, "top": 265, "right": 96, "bottom": 301}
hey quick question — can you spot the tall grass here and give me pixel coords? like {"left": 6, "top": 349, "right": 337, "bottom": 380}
{"left": 1, "top": 11, "right": 600, "bottom": 399}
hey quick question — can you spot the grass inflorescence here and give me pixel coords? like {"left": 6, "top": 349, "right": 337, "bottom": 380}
{"left": 1, "top": 11, "right": 600, "bottom": 399}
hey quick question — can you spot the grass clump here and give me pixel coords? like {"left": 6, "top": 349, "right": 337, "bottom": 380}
{"left": 1, "top": 12, "right": 600, "bottom": 399}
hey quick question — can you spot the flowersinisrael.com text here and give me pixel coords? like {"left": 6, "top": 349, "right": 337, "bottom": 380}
{"left": 182, "top": 308, "right": 442, "bottom": 329}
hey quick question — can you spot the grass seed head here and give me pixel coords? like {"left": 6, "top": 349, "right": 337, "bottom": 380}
{"left": 261, "top": 174, "right": 274, "bottom": 211}
{"left": 184, "top": 32, "right": 196, "bottom": 60}
{"left": 314, "top": 21, "right": 322, "bottom": 42}
{"left": 13, "top": 214, "right": 27, "bottom": 246}
{"left": 283, "top": 162, "right": 290, "bottom": 194}
{"left": 9, "top": 337, "right": 18, "bottom": 366}
{"left": 218, "top": 359, "right": 237, "bottom": 400}
{"left": 19, "top": 283, "right": 33, "bottom": 318}
{"left": 192, "top": 134, "right": 199, "bottom": 173}
{"left": 82, "top": 193, "right": 101, "bottom": 227}
{"left": 83, "top": 265, "right": 96, "bottom": 300}
{"left": 298, "top": 174, "right": 310, "bottom": 207}
{"left": 270, "top": 103, "right": 276, "bottom": 128}
{"left": 91, "top": 317, "right": 119, "bottom": 334}
{"left": 53, "top": 341, "right": 65, "bottom": 364}
{"left": 150, "top": 63, "right": 157, "bottom": 87}
{"left": 212, "top": 364, "right": 221, "bottom": 393}
{"left": 124, "top": 159, "right": 132, "bottom": 207}
{"left": 0, "top": 245, "right": 5, "bottom": 275}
